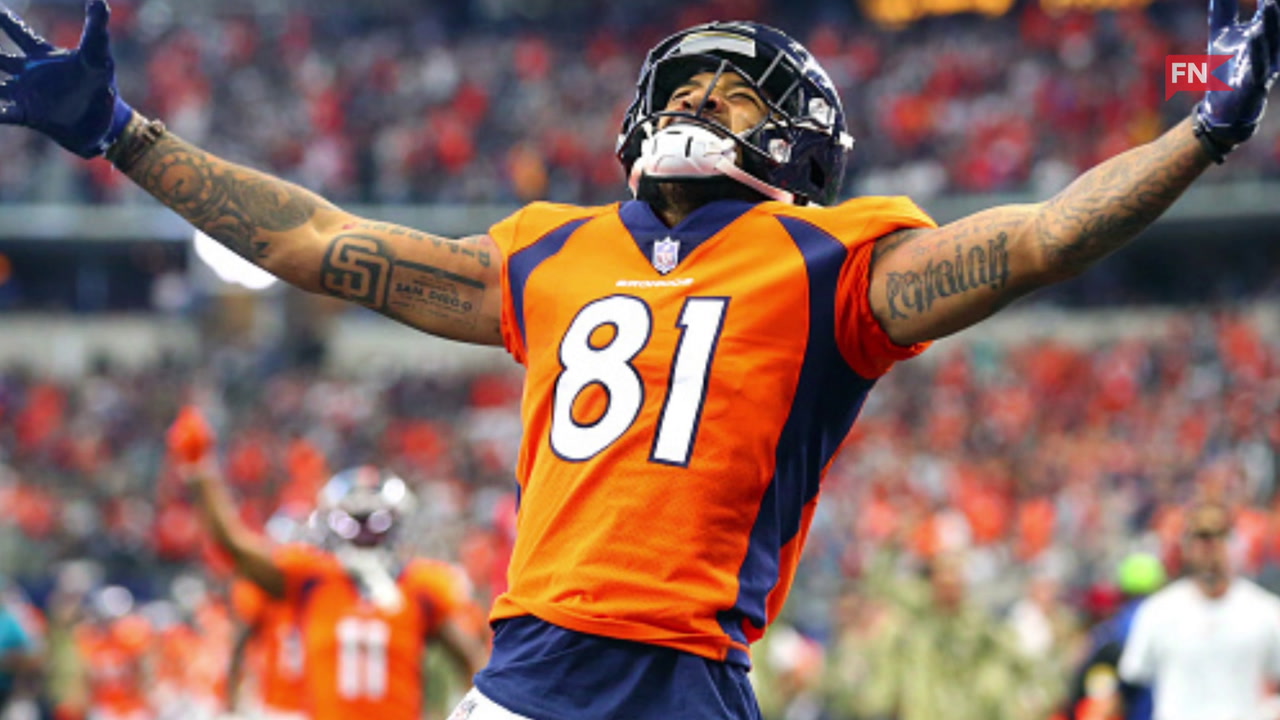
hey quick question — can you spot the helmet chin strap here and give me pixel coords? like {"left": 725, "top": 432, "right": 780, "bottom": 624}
{"left": 629, "top": 124, "right": 795, "bottom": 204}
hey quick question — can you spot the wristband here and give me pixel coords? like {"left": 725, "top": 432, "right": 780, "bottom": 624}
{"left": 105, "top": 116, "right": 167, "bottom": 173}
{"left": 1193, "top": 105, "right": 1237, "bottom": 165}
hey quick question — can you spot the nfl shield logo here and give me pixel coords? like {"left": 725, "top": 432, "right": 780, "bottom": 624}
{"left": 652, "top": 237, "right": 680, "bottom": 275}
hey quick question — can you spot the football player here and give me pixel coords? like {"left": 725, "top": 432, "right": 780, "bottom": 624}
{"left": 226, "top": 505, "right": 314, "bottom": 720}
{"left": 4, "top": 1, "right": 1279, "bottom": 717}
{"left": 167, "top": 409, "right": 486, "bottom": 720}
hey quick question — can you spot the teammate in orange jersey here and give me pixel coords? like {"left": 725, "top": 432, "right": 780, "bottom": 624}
{"left": 166, "top": 409, "right": 486, "bottom": 720}
{"left": 228, "top": 578, "right": 308, "bottom": 720}
{"left": 226, "top": 505, "right": 313, "bottom": 720}
{"left": 8, "top": 1, "right": 1280, "bottom": 716}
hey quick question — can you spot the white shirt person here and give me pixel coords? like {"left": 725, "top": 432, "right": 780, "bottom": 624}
{"left": 1120, "top": 502, "right": 1280, "bottom": 720}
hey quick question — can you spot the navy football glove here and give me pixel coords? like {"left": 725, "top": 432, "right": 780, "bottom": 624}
{"left": 1196, "top": 0, "right": 1280, "bottom": 161}
{"left": 0, "top": 0, "right": 133, "bottom": 158}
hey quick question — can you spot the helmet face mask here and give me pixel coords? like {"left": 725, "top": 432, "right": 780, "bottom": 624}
{"left": 314, "top": 466, "right": 414, "bottom": 550}
{"left": 324, "top": 507, "right": 397, "bottom": 548}
{"left": 618, "top": 22, "right": 854, "bottom": 206}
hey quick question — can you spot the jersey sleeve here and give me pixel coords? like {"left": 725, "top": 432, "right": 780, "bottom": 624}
{"left": 488, "top": 202, "right": 614, "bottom": 365}
{"left": 406, "top": 560, "right": 474, "bottom": 637}
{"left": 832, "top": 196, "right": 937, "bottom": 379}
{"left": 488, "top": 207, "right": 531, "bottom": 365}
{"left": 230, "top": 579, "right": 266, "bottom": 625}
{"left": 272, "top": 544, "right": 336, "bottom": 600}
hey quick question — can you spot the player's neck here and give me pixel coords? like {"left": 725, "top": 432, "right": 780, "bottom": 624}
{"left": 651, "top": 195, "right": 699, "bottom": 228}
{"left": 638, "top": 176, "right": 766, "bottom": 227}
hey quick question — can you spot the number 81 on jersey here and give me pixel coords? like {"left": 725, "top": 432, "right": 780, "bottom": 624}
{"left": 551, "top": 295, "right": 729, "bottom": 466}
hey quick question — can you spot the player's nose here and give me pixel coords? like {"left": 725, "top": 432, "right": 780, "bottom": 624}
{"left": 679, "top": 87, "right": 725, "bottom": 116}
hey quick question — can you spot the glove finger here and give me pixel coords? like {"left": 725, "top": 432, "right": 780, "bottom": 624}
{"left": 1250, "top": 30, "right": 1270, "bottom": 85}
{"left": 0, "top": 4, "right": 54, "bottom": 56}
{"left": 1211, "top": 0, "right": 1240, "bottom": 34}
{"left": 0, "top": 81, "right": 24, "bottom": 125}
{"left": 0, "top": 51, "right": 22, "bottom": 74}
{"left": 1264, "top": 0, "right": 1280, "bottom": 67}
{"left": 78, "top": 0, "right": 112, "bottom": 68}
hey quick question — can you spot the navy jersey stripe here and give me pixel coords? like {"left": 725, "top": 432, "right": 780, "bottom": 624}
{"left": 507, "top": 217, "right": 592, "bottom": 348}
{"left": 618, "top": 199, "right": 759, "bottom": 271}
{"left": 721, "top": 216, "right": 878, "bottom": 654}
{"left": 477, "top": 616, "right": 762, "bottom": 720}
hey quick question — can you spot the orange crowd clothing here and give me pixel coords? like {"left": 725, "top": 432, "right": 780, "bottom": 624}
{"left": 78, "top": 616, "right": 152, "bottom": 720}
{"left": 488, "top": 197, "right": 935, "bottom": 665}
{"left": 274, "top": 545, "right": 471, "bottom": 720}
{"left": 231, "top": 580, "right": 308, "bottom": 715}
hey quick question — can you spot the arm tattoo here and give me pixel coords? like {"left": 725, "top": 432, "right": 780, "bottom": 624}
{"left": 115, "top": 123, "right": 332, "bottom": 262}
{"left": 1034, "top": 116, "right": 1209, "bottom": 276}
{"left": 884, "top": 232, "right": 1012, "bottom": 320}
{"left": 875, "top": 119, "right": 1209, "bottom": 328}
{"left": 874, "top": 213, "right": 1025, "bottom": 322}
{"left": 112, "top": 120, "right": 500, "bottom": 342}
{"left": 321, "top": 223, "right": 491, "bottom": 335}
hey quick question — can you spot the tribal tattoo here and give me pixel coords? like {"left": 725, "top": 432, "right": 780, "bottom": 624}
{"left": 114, "top": 121, "right": 500, "bottom": 341}
{"left": 875, "top": 117, "right": 1210, "bottom": 327}
{"left": 117, "top": 125, "right": 331, "bottom": 261}
{"left": 1034, "top": 116, "right": 1209, "bottom": 277}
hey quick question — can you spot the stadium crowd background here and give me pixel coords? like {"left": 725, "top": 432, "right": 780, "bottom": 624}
{"left": 1, "top": 0, "right": 1279, "bottom": 718}
{"left": 3, "top": 304, "right": 1278, "bottom": 719}
{"left": 0, "top": 0, "right": 1277, "bottom": 206}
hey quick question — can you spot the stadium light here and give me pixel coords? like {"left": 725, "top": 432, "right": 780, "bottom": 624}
{"left": 192, "top": 230, "right": 278, "bottom": 291}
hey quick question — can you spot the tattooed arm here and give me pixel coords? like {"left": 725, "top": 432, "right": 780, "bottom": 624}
{"left": 868, "top": 116, "right": 1211, "bottom": 345}
{"left": 110, "top": 115, "right": 503, "bottom": 345}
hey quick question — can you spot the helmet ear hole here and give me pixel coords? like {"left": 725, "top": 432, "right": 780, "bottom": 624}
{"left": 808, "top": 163, "right": 826, "bottom": 195}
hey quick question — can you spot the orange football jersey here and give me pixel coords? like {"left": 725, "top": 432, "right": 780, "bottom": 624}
{"left": 489, "top": 197, "right": 934, "bottom": 664}
{"left": 231, "top": 579, "right": 307, "bottom": 714}
{"left": 274, "top": 545, "right": 471, "bottom": 720}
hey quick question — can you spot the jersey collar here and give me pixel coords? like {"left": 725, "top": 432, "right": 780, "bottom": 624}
{"left": 619, "top": 199, "right": 760, "bottom": 273}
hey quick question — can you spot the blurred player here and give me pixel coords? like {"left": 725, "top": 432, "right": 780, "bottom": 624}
{"left": 5, "top": 1, "right": 1280, "bottom": 717}
{"left": 227, "top": 579, "right": 307, "bottom": 720}
{"left": 226, "top": 505, "right": 313, "bottom": 720}
{"left": 167, "top": 408, "right": 486, "bottom": 720}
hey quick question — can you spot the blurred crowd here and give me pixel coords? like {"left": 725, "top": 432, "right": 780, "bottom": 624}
{"left": 0, "top": 305, "right": 1276, "bottom": 718}
{"left": 2, "top": 0, "right": 1280, "bottom": 206}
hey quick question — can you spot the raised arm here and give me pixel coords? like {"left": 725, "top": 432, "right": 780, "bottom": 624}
{"left": 183, "top": 457, "right": 287, "bottom": 598}
{"left": 0, "top": 1, "right": 502, "bottom": 345}
{"left": 167, "top": 407, "right": 286, "bottom": 597}
{"left": 106, "top": 118, "right": 503, "bottom": 345}
{"left": 868, "top": 0, "right": 1279, "bottom": 345}
{"left": 870, "top": 118, "right": 1208, "bottom": 345}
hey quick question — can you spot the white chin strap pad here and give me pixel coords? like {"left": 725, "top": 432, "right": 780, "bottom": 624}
{"left": 628, "top": 124, "right": 794, "bottom": 204}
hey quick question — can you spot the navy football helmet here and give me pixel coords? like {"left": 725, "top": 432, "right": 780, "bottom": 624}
{"left": 313, "top": 466, "right": 414, "bottom": 549}
{"left": 617, "top": 21, "right": 854, "bottom": 206}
